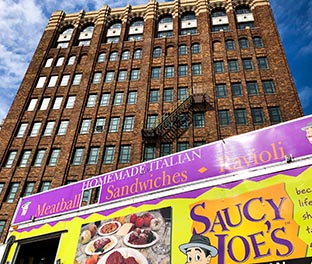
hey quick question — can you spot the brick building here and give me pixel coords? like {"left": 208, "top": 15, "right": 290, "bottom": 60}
{"left": 0, "top": 0, "right": 303, "bottom": 241}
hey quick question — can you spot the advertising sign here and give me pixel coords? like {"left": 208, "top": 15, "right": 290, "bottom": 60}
{"left": 12, "top": 116, "right": 312, "bottom": 226}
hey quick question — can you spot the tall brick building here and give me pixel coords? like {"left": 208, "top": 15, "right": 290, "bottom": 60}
{"left": 0, "top": 0, "right": 303, "bottom": 241}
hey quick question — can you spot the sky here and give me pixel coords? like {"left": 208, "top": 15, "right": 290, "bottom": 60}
{"left": 0, "top": 0, "right": 311, "bottom": 122}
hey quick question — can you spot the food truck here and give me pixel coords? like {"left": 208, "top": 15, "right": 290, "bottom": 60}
{"left": 2, "top": 115, "right": 312, "bottom": 264}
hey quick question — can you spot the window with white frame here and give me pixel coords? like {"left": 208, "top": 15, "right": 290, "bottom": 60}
{"left": 68, "top": 55, "right": 76, "bottom": 65}
{"left": 36, "top": 77, "right": 46, "bottom": 88}
{"left": 178, "top": 87, "right": 188, "bottom": 101}
{"left": 53, "top": 97, "right": 63, "bottom": 109}
{"left": 87, "top": 94, "right": 97, "bottom": 107}
{"left": 192, "top": 63, "right": 202, "bottom": 75}
{"left": 133, "top": 49, "right": 142, "bottom": 59}
{"left": 149, "top": 90, "right": 159, "bottom": 103}
{"left": 27, "top": 98, "right": 38, "bottom": 111}
{"left": 22, "top": 182, "right": 35, "bottom": 197}
{"left": 151, "top": 67, "right": 161, "bottom": 79}
{"left": 49, "top": 148, "right": 61, "bottom": 166}
{"left": 191, "top": 43, "right": 201, "bottom": 54}
{"left": 56, "top": 57, "right": 64, "bottom": 66}
{"left": 113, "top": 92, "right": 124, "bottom": 105}
{"left": 119, "top": 145, "right": 131, "bottom": 163}
{"left": 60, "top": 74, "right": 70, "bottom": 86}
{"left": 153, "top": 47, "right": 162, "bottom": 58}
{"left": 40, "top": 181, "right": 51, "bottom": 192}
{"left": 164, "top": 88, "right": 173, "bottom": 102}
{"left": 93, "top": 72, "right": 102, "bottom": 84}
{"left": 94, "top": 118, "right": 105, "bottom": 133}
{"left": 88, "top": 147, "right": 100, "bottom": 164}
{"left": 144, "top": 144, "right": 156, "bottom": 161}
{"left": 80, "top": 119, "right": 91, "bottom": 134}
{"left": 118, "top": 70, "right": 127, "bottom": 82}
{"left": 121, "top": 50, "right": 130, "bottom": 60}
{"left": 57, "top": 120, "right": 69, "bottom": 135}
{"left": 19, "top": 150, "right": 31, "bottom": 167}
{"left": 105, "top": 71, "right": 114, "bottom": 82}
{"left": 193, "top": 112, "right": 205, "bottom": 127}
{"left": 16, "top": 123, "right": 28, "bottom": 138}
{"left": 48, "top": 76, "right": 58, "bottom": 87}
{"left": 127, "top": 91, "right": 137, "bottom": 104}
{"left": 146, "top": 115, "right": 158, "bottom": 128}
{"left": 30, "top": 122, "right": 41, "bottom": 137}
{"left": 109, "top": 117, "right": 120, "bottom": 132}
{"left": 109, "top": 51, "right": 118, "bottom": 61}
{"left": 130, "top": 69, "right": 140, "bottom": 80}
{"left": 65, "top": 95, "right": 76, "bottom": 108}
{"left": 164, "top": 66, "right": 174, "bottom": 78}
{"left": 214, "top": 61, "right": 224, "bottom": 73}
{"left": 72, "top": 73, "right": 82, "bottom": 85}
{"left": 123, "top": 116, "right": 134, "bottom": 131}
{"left": 5, "top": 151, "right": 17, "bottom": 168}
{"left": 45, "top": 58, "right": 53, "bottom": 67}
{"left": 40, "top": 98, "right": 50, "bottom": 110}
{"left": 43, "top": 121, "right": 55, "bottom": 136}
{"left": 97, "top": 52, "right": 106, "bottom": 62}
{"left": 72, "top": 148, "right": 84, "bottom": 165}
{"left": 100, "top": 93, "right": 110, "bottom": 106}
{"left": 216, "top": 84, "right": 227, "bottom": 98}
{"left": 33, "top": 149, "right": 46, "bottom": 167}
{"left": 178, "top": 65, "right": 188, "bottom": 77}
{"left": 5, "top": 182, "right": 20, "bottom": 203}
{"left": 178, "top": 45, "right": 187, "bottom": 55}
{"left": 103, "top": 146, "right": 115, "bottom": 164}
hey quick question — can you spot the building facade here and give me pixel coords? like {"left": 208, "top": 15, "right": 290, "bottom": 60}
{"left": 0, "top": 0, "right": 303, "bottom": 241}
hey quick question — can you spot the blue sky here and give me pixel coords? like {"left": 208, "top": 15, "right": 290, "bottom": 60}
{"left": 0, "top": 0, "right": 311, "bottom": 121}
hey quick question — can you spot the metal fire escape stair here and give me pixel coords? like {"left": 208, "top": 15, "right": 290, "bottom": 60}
{"left": 142, "top": 93, "right": 209, "bottom": 141}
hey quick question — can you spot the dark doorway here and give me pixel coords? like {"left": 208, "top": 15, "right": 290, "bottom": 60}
{"left": 14, "top": 235, "right": 60, "bottom": 264}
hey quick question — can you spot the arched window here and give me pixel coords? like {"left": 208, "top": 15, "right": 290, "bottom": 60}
{"left": 78, "top": 25, "right": 94, "bottom": 46}
{"left": 153, "top": 47, "right": 162, "bottom": 58}
{"left": 57, "top": 27, "right": 74, "bottom": 48}
{"left": 239, "top": 38, "right": 249, "bottom": 49}
{"left": 253, "top": 36, "right": 263, "bottom": 48}
{"left": 97, "top": 52, "right": 106, "bottom": 63}
{"left": 235, "top": 5, "right": 255, "bottom": 29}
{"left": 128, "top": 18, "right": 144, "bottom": 41}
{"left": 133, "top": 49, "right": 142, "bottom": 59}
{"left": 109, "top": 51, "right": 118, "bottom": 61}
{"left": 157, "top": 15, "right": 173, "bottom": 38}
{"left": 178, "top": 45, "right": 187, "bottom": 55}
{"left": 106, "top": 21, "right": 122, "bottom": 43}
{"left": 211, "top": 8, "right": 229, "bottom": 32}
{"left": 180, "top": 12, "right": 197, "bottom": 35}
{"left": 121, "top": 50, "right": 130, "bottom": 60}
{"left": 191, "top": 43, "right": 201, "bottom": 54}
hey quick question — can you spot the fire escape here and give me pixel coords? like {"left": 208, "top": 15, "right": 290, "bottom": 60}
{"left": 142, "top": 93, "right": 209, "bottom": 142}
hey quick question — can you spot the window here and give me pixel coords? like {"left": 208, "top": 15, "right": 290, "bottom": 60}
{"left": 130, "top": 69, "right": 140, "bottom": 80}
{"left": 56, "top": 57, "right": 64, "bottom": 66}
{"left": 121, "top": 50, "right": 130, "bottom": 60}
{"left": 262, "top": 80, "right": 275, "bottom": 94}
{"left": 4, "top": 150, "right": 17, "bottom": 168}
{"left": 234, "top": 109, "right": 247, "bottom": 125}
{"left": 109, "top": 117, "right": 120, "bottom": 132}
{"left": 242, "top": 58, "right": 254, "bottom": 70}
{"left": 231, "top": 83, "right": 243, "bottom": 96}
{"left": 40, "top": 181, "right": 51, "bottom": 192}
{"left": 27, "top": 98, "right": 38, "bottom": 111}
{"left": 68, "top": 55, "right": 76, "bottom": 65}
{"left": 192, "top": 63, "right": 202, "bottom": 75}
{"left": 160, "top": 143, "right": 172, "bottom": 157}
{"left": 57, "top": 120, "right": 69, "bottom": 135}
{"left": 72, "top": 73, "right": 82, "bottom": 85}
{"left": 127, "top": 91, "right": 137, "bottom": 104}
{"left": 225, "top": 40, "right": 235, "bottom": 50}
{"left": 5, "top": 183, "right": 20, "bottom": 203}
{"left": 214, "top": 61, "right": 224, "bottom": 73}
{"left": 43, "top": 121, "right": 55, "bottom": 136}
{"left": 218, "top": 110, "right": 230, "bottom": 126}
{"left": 118, "top": 70, "right": 127, "bottom": 82}
{"left": 253, "top": 37, "right": 264, "bottom": 48}
{"left": 19, "top": 150, "right": 31, "bottom": 167}
{"left": 53, "top": 97, "right": 63, "bottom": 109}
{"left": 109, "top": 51, "right": 118, "bottom": 61}
{"left": 178, "top": 45, "right": 187, "bottom": 55}
{"left": 178, "top": 113, "right": 189, "bottom": 128}
{"left": 17, "top": 123, "right": 28, "bottom": 138}
{"left": 106, "top": 22, "right": 122, "bottom": 43}
{"left": 269, "top": 107, "right": 282, "bottom": 124}
{"left": 133, "top": 49, "right": 142, "bottom": 59}
{"left": 178, "top": 65, "right": 188, "bottom": 77}
{"left": 191, "top": 43, "right": 201, "bottom": 54}
{"left": 100, "top": 93, "right": 110, "bottom": 106}
{"left": 153, "top": 47, "right": 162, "bottom": 58}
{"left": 72, "top": 148, "right": 84, "bottom": 165}
{"left": 105, "top": 71, "right": 114, "bottom": 82}
{"left": 0, "top": 183, "right": 4, "bottom": 194}
{"left": 177, "top": 142, "right": 189, "bottom": 152}
{"left": 257, "top": 57, "right": 269, "bottom": 69}
{"left": 212, "top": 24, "right": 230, "bottom": 32}
{"left": 103, "top": 146, "right": 115, "bottom": 164}
{"left": 60, "top": 74, "right": 70, "bottom": 86}
{"left": 180, "top": 13, "right": 197, "bottom": 35}
{"left": 93, "top": 72, "right": 102, "bottom": 84}
{"left": 94, "top": 118, "right": 105, "bottom": 133}
{"left": 157, "top": 15, "right": 173, "bottom": 38}
{"left": 151, "top": 67, "right": 161, "bottom": 79}
{"left": 194, "top": 141, "right": 205, "bottom": 147}
{"left": 228, "top": 60, "right": 239, "bottom": 72}
{"left": 119, "top": 145, "right": 131, "bottom": 163}
{"left": 251, "top": 108, "right": 265, "bottom": 124}
{"left": 30, "top": 122, "right": 41, "bottom": 137}
{"left": 128, "top": 19, "right": 144, "bottom": 41}
{"left": 87, "top": 94, "right": 97, "bottom": 107}
{"left": 80, "top": 119, "right": 91, "bottom": 134}
{"left": 113, "top": 92, "right": 124, "bottom": 105}
{"left": 149, "top": 90, "right": 159, "bottom": 102}
{"left": 216, "top": 84, "right": 227, "bottom": 98}
{"left": 49, "top": 148, "right": 60, "bottom": 166}
{"left": 36, "top": 76, "right": 46, "bottom": 88}
{"left": 23, "top": 182, "right": 35, "bottom": 197}
{"left": 33, "top": 149, "right": 46, "bottom": 167}
{"left": 144, "top": 144, "right": 156, "bottom": 161}
{"left": 164, "top": 66, "right": 174, "bottom": 78}
{"left": 45, "top": 58, "right": 53, "bottom": 67}
{"left": 239, "top": 38, "right": 249, "bottom": 49}
{"left": 97, "top": 52, "right": 106, "bottom": 62}
{"left": 48, "top": 75, "right": 58, "bottom": 87}
{"left": 123, "top": 116, "right": 134, "bottom": 131}
{"left": 164, "top": 88, "right": 173, "bottom": 102}
{"left": 40, "top": 98, "right": 50, "bottom": 110}
{"left": 247, "top": 81, "right": 259, "bottom": 95}
{"left": 88, "top": 147, "right": 100, "bottom": 164}
{"left": 65, "top": 95, "right": 76, "bottom": 108}
{"left": 178, "top": 87, "right": 188, "bottom": 101}
{"left": 147, "top": 115, "right": 158, "bottom": 128}
{"left": 193, "top": 112, "right": 205, "bottom": 127}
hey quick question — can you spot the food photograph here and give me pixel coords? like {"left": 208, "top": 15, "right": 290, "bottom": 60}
{"left": 75, "top": 207, "right": 172, "bottom": 264}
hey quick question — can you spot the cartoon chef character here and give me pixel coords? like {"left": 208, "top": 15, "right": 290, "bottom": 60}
{"left": 179, "top": 234, "right": 218, "bottom": 264}
{"left": 21, "top": 201, "right": 31, "bottom": 216}
{"left": 301, "top": 122, "right": 312, "bottom": 144}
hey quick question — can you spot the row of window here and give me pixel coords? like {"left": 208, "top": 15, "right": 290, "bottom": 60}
{"left": 151, "top": 63, "right": 202, "bottom": 79}
{"left": 218, "top": 107, "right": 282, "bottom": 126}
{"left": 224, "top": 37, "right": 263, "bottom": 50}
{"left": 216, "top": 80, "right": 276, "bottom": 98}
{"left": 213, "top": 57, "right": 269, "bottom": 73}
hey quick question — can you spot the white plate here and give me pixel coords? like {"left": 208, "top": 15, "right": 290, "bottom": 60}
{"left": 123, "top": 229, "right": 159, "bottom": 248}
{"left": 85, "top": 236, "right": 117, "bottom": 255}
{"left": 98, "top": 247, "right": 148, "bottom": 264}
{"left": 98, "top": 221, "right": 121, "bottom": 236}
